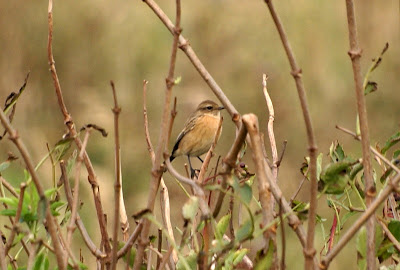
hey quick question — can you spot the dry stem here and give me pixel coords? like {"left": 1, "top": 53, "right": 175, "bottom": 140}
{"left": 345, "top": 0, "right": 375, "bottom": 268}
{"left": 133, "top": 0, "right": 181, "bottom": 268}
{"left": 263, "top": 2, "right": 318, "bottom": 268}
{"left": 47, "top": 0, "right": 111, "bottom": 256}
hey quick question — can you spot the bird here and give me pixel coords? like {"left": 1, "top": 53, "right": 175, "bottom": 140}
{"left": 169, "top": 100, "right": 224, "bottom": 178}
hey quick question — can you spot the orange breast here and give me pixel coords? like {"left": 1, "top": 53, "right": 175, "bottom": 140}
{"left": 178, "top": 115, "right": 222, "bottom": 157}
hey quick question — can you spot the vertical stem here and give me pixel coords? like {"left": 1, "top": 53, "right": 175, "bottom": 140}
{"left": 110, "top": 81, "right": 122, "bottom": 270}
{"left": 345, "top": 0, "right": 375, "bottom": 268}
{"left": 133, "top": 0, "right": 181, "bottom": 269}
{"left": 264, "top": 1, "right": 318, "bottom": 268}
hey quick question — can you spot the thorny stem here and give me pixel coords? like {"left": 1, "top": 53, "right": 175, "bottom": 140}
{"left": 345, "top": 0, "right": 375, "bottom": 268}
{"left": 263, "top": 1, "right": 318, "bottom": 268}
{"left": 133, "top": 0, "right": 181, "bottom": 268}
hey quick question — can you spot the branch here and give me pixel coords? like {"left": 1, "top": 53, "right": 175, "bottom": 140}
{"left": 133, "top": 0, "right": 181, "bottom": 268}
{"left": 47, "top": 0, "right": 111, "bottom": 255}
{"left": 321, "top": 172, "right": 400, "bottom": 268}
{"left": 197, "top": 117, "right": 223, "bottom": 183}
{"left": 377, "top": 218, "right": 400, "bottom": 253}
{"left": 345, "top": 0, "right": 375, "bottom": 268}
{"left": 142, "top": 0, "right": 241, "bottom": 126}
{"left": 117, "top": 222, "right": 143, "bottom": 259}
{"left": 0, "top": 231, "right": 7, "bottom": 270}
{"left": 60, "top": 162, "right": 106, "bottom": 259}
{"left": 110, "top": 80, "right": 125, "bottom": 270}
{"left": 212, "top": 122, "right": 247, "bottom": 218}
{"left": 263, "top": 2, "right": 318, "bottom": 268}
{"left": 242, "top": 115, "right": 275, "bottom": 246}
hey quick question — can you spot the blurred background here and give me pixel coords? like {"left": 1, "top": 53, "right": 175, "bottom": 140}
{"left": 0, "top": 0, "right": 399, "bottom": 268}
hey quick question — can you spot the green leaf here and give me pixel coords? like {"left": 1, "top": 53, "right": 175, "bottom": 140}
{"left": 0, "top": 209, "right": 16, "bottom": 216}
{"left": 364, "top": 81, "right": 377, "bottom": 95}
{"left": 44, "top": 188, "right": 57, "bottom": 198}
{"left": 381, "top": 132, "right": 400, "bottom": 154}
{"left": 216, "top": 213, "right": 231, "bottom": 240}
{"left": 235, "top": 218, "right": 253, "bottom": 242}
{"left": 233, "top": 248, "right": 248, "bottom": 266}
{"left": 182, "top": 196, "right": 199, "bottom": 220}
{"left": 176, "top": 250, "right": 197, "bottom": 270}
{"left": 0, "top": 161, "right": 10, "bottom": 172}
{"left": 0, "top": 197, "right": 19, "bottom": 207}
{"left": 388, "top": 220, "right": 400, "bottom": 241}
{"left": 341, "top": 211, "right": 358, "bottom": 227}
{"left": 329, "top": 141, "right": 346, "bottom": 162}
{"left": 255, "top": 240, "right": 274, "bottom": 270}
{"left": 320, "top": 161, "right": 352, "bottom": 194}
{"left": 37, "top": 197, "right": 47, "bottom": 223}
{"left": 357, "top": 227, "right": 367, "bottom": 270}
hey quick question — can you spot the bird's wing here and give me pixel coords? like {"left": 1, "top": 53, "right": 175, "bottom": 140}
{"left": 170, "top": 114, "right": 198, "bottom": 159}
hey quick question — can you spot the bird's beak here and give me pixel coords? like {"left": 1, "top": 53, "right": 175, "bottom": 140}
{"left": 218, "top": 106, "right": 224, "bottom": 110}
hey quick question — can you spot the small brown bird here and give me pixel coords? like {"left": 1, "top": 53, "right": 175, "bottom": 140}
{"left": 170, "top": 100, "right": 224, "bottom": 177}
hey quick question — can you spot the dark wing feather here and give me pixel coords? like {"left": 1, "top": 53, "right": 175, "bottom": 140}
{"left": 170, "top": 114, "right": 198, "bottom": 161}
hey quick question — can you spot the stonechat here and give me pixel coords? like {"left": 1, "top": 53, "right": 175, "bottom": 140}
{"left": 170, "top": 100, "right": 224, "bottom": 177}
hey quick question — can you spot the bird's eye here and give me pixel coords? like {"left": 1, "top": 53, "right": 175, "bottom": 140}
{"left": 206, "top": 106, "right": 213, "bottom": 110}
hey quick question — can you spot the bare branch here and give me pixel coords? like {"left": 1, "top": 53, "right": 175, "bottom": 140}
{"left": 377, "top": 218, "right": 400, "bottom": 253}
{"left": 142, "top": 0, "right": 241, "bottom": 125}
{"left": 344, "top": 0, "right": 375, "bottom": 267}
{"left": 133, "top": 0, "right": 182, "bottom": 267}
{"left": 242, "top": 114, "right": 274, "bottom": 247}
{"left": 47, "top": 0, "right": 110, "bottom": 255}
{"left": 262, "top": 2, "right": 318, "bottom": 268}
{"left": 60, "top": 162, "right": 106, "bottom": 259}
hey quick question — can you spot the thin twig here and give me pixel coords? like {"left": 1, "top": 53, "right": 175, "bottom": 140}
{"left": 117, "top": 222, "right": 143, "bottom": 259}
{"left": 143, "top": 79, "right": 178, "bottom": 265}
{"left": 345, "top": 0, "right": 375, "bottom": 268}
{"left": 279, "top": 199, "right": 286, "bottom": 270}
{"left": 197, "top": 117, "right": 223, "bottom": 184}
{"left": 290, "top": 174, "right": 307, "bottom": 204}
{"left": 5, "top": 183, "right": 26, "bottom": 254}
{"left": 110, "top": 80, "right": 125, "bottom": 270}
{"left": 133, "top": 0, "right": 182, "bottom": 267}
{"left": 0, "top": 231, "right": 7, "bottom": 270}
{"left": 47, "top": 0, "right": 111, "bottom": 255}
{"left": 64, "top": 130, "right": 91, "bottom": 269}
{"left": 212, "top": 122, "right": 247, "bottom": 218}
{"left": 157, "top": 246, "right": 173, "bottom": 270}
{"left": 142, "top": 0, "right": 241, "bottom": 126}
{"left": 261, "top": 73, "right": 279, "bottom": 267}
{"left": 321, "top": 172, "right": 400, "bottom": 268}
{"left": 377, "top": 218, "right": 400, "bottom": 253}
{"left": 263, "top": 2, "right": 318, "bottom": 268}
{"left": 143, "top": 80, "right": 155, "bottom": 161}
{"left": 60, "top": 162, "right": 106, "bottom": 259}
{"left": 0, "top": 176, "right": 18, "bottom": 198}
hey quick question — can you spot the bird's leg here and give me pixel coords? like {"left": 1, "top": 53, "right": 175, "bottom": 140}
{"left": 197, "top": 156, "right": 204, "bottom": 163}
{"left": 187, "top": 156, "right": 196, "bottom": 179}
